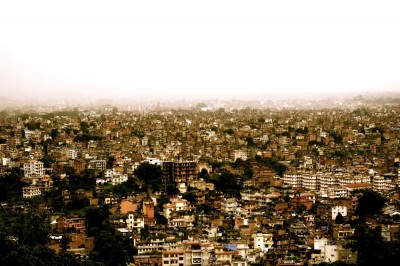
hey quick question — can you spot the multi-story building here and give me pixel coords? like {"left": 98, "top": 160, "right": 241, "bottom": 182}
{"left": 32, "top": 174, "right": 53, "bottom": 192}
{"left": 136, "top": 234, "right": 166, "bottom": 255}
{"left": 253, "top": 233, "right": 274, "bottom": 253}
{"left": 22, "top": 186, "right": 41, "bottom": 198}
{"left": 56, "top": 215, "right": 86, "bottom": 233}
{"left": 221, "top": 198, "right": 238, "bottom": 214}
{"left": 66, "top": 149, "right": 77, "bottom": 160}
{"left": 23, "top": 160, "right": 44, "bottom": 178}
{"left": 373, "top": 175, "right": 396, "bottom": 192}
{"left": 162, "top": 161, "right": 197, "bottom": 184}
{"left": 126, "top": 212, "right": 145, "bottom": 230}
{"left": 88, "top": 159, "right": 106, "bottom": 171}
{"left": 282, "top": 172, "right": 302, "bottom": 188}
{"left": 232, "top": 150, "right": 248, "bottom": 162}
{"left": 302, "top": 173, "right": 318, "bottom": 191}
{"left": 162, "top": 250, "right": 185, "bottom": 266}
{"left": 163, "top": 198, "right": 191, "bottom": 219}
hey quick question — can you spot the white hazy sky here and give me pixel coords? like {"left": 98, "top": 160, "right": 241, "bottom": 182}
{"left": 1, "top": 0, "right": 400, "bottom": 101}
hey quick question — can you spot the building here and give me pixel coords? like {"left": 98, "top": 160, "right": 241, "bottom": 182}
{"left": 23, "top": 160, "right": 44, "bottom": 178}
{"left": 162, "top": 161, "right": 197, "bottom": 184}
{"left": 331, "top": 206, "right": 347, "bottom": 220}
{"left": 57, "top": 215, "right": 86, "bottom": 233}
{"left": 22, "top": 186, "right": 41, "bottom": 198}
{"left": 88, "top": 160, "right": 106, "bottom": 171}
{"left": 162, "top": 250, "right": 185, "bottom": 266}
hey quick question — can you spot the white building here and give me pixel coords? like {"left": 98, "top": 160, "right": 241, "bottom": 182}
{"left": 324, "top": 244, "right": 339, "bottom": 262}
{"left": 2, "top": 158, "right": 10, "bottom": 166}
{"left": 66, "top": 149, "right": 77, "bottom": 160}
{"left": 313, "top": 238, "right": 338, "bottom": 263}
{"left": 23, "top": 160, "right": 44, "bottom": 178}
{"left": 332, "top": 206, "right": 347, "bottom": 220}
{"left": 163, "top": 198, "right": 191, "bottom": 219}
{"left": 88, "top": 160, "right": 106, "bottom": 171}
{"left": 126, "top": 212, "right": 145, "bottom": 230}
{"left": 253, "top": 233, "right": 273, "bottom": 253}
{"left": 232, "top": 150, "right": 247, "bottom": 162}
{"left": 22, "top": 186, "right": 42, "bottom": 198}
{"left": 221, "top": 198, "right": 238, "bottom": 214}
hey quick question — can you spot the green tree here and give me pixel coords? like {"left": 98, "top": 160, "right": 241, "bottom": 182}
{"left": 12, "top": 212, "right": 51, "bottom": 245}
{"left": 246, "top": 137, "right": 255, "bottom": 146}
{"left": 50, "top": 128, "right": 58, "bottom": 140}
{"left": 80, "top": 121, "right": 89, "bottom": 133}
{"left": 224, "top": 128, "right": 234, "bottom": 135}
{"left": 244, "top": 166, "right": 253, "bottom": 178}
{"left": 335, "top": 212, "right": 345, "bottom": 224}
{"left": 134, "top": 163, "right": 163, "bottom": 192}
{"left": 211, "top": 171, "right": 243, "bottom": 196}
{"left": 347, "top": 224, "right": 400, "bottom": 266}
{"left": 85, "top": 205, "right": 111, "bottom": 237}
{"left": 107, "top": 156, "right": 116, "bottom": 169}
{"left": 355, "top": 189, "right": 385, "bottom": 220}
{"left": 91, "top": 230, "right": 134, "bottom": 266}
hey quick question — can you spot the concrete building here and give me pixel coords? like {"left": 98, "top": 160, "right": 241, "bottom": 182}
{"left": 162, "top": 160, "right": 197, "bottom": 184}
{"left": 23, "top": 160, "right": 44, "bottom": 178}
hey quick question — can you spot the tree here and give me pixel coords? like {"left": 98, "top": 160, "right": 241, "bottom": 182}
{"left": 80, "top": 121, "right": 89, "bottom": 133}
{"left": 211, "top": 171, "right": 243, "bottom": 196}
{"left": 107, "top": 156, "right": 116, "bottom": 169}
{"left": 244, "top": 166, "right": 253, "bottom": 179}
{"left": 347, "top": 224, "right": 400, "bottom": 266}
{"left": 224, "top": 128, "right": 234, "bottom": 135}
{"left": 12, "top": 212, "right": 51, "bottom": 245}
{"left": 91, "top": 230, "right": 134, "bottom": 266}
{"left": 134, "top": 162, "right": 163, "bottom": 192}
{"left": 166, "top": 184, "right": 180, "bottom": 196}
{"left": 50, "top": 128, "right": 58, "bottom": 140}
{"left": 335, "top": 212, "right": 345, "bottom": 224}
{"left": 246, "top": 137, "right": 255, "bottom": 146}
{"left": 182, "top": 189, "right": 197, "bottom": 204}
{"left": 85, "top": 205, "right": 111, "bottom": 237}
{"left": 355, "top": 189, "right": 385, "bottom": 220}
{"left": 155, "top": 212, "right": 168, "bottom": 225}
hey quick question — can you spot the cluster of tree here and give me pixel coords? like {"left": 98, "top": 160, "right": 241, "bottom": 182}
{"left": 74, "top": 133, "right": 102, "bottom": 142}
{"left": 309, "top": 140, "right": 324, "bottom": 146}
{"left": 0, "top": 168, "right": 25, "bottom": 202}
{"left": 40, "top": 109, "right": 80, "bottom": 120}
{"left": 329, "top": 131, "right": 343, "bottom": 144}
{"left": 24, "top": 122, "right": 41, "bottom": 130}
{"left": 319, "top": 190, "right": 396, "bottom": 266}
{"left": 224, "top": 128, "right": 234, "bottom": 135}
{"left": 209, "top": 171, "right": 243, "bottom": 196}
{"left": 85, "top": 205, "right": 134, "bottom": 265}
{"left": 295, "top": 127, "right": 309, "bottom": 134}
{"left": 254, "top": 155, "right": 287, "bottom": 176}
{"left": 0, "top": 211, "right": 82, "bottom": 266}
{"left": 134, "top": 162, "right": 163, "bottom": 192}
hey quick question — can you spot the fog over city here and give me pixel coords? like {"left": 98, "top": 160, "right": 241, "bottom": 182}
{"left": 1, "top": 0, "right": 400, "bottom": 104}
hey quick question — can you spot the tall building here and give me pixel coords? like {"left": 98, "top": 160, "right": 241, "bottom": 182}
{"left": 162, "top": 160, "right": 197, "bottom": 184}
{"left": 23, "top": 160, "right": 44, "bottom": 178}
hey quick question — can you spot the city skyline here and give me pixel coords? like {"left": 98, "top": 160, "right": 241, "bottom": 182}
{"left": 1, "top": 0, "right": 400, "bottom": 101}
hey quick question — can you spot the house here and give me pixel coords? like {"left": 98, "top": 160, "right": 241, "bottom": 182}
{"left": 56, "top": 215, "right": 86, "bottom": 233}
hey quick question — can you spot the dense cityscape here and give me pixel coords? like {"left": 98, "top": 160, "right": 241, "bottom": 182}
{"left": 0, "top": 95, "right": 400, "bottom": 266}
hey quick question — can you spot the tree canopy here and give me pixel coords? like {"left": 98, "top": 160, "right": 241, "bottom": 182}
{"left": 134, "top": 162, "right": 163, "bottom": 192}
{"left": 355, "top": 189, "right": 385, "bottom": 220}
